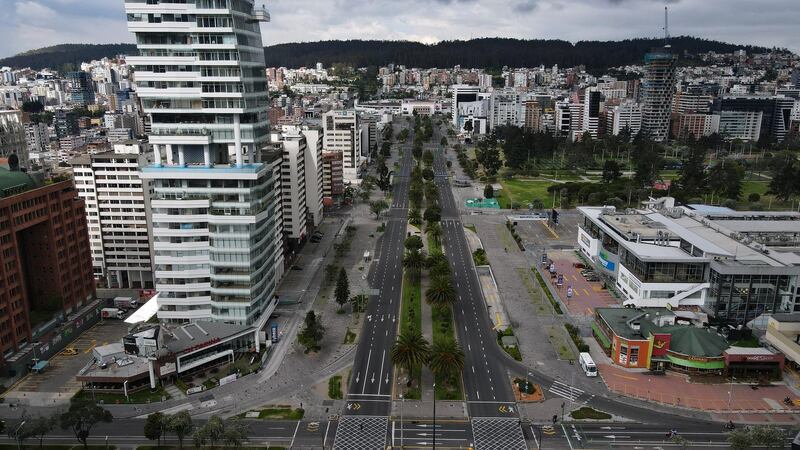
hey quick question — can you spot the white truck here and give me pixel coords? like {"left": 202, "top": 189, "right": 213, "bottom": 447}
{"left": 113, "top": 297, "right": 138, "bottom": 310}
{"left": 101, "top": 308, "right": 124, "bottom": 319}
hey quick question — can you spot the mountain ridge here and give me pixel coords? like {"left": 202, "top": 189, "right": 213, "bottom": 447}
{"left": 0, "top": 37, "right": 783, "bottom": 73}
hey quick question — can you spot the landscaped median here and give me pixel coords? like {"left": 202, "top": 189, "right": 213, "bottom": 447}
{"left": 397, "top": 270, "right": 423, "bottom": 400}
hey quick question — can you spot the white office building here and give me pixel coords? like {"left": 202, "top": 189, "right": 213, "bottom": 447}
{"left": 125, "top": 0, "right": 284, "bottom": 326}
{"left": 323, "top": 110, "right": 362, "bottom": 183}
{"left": 71, "top": 141, "right": 155, "bottom": 289}
{"left": 609, "top": 100, "right": 643, "bottom": 136}
{"left": 578, "top": 198, "right": 800, "bottom": 327}
{"left": 719, "top": 110, "right": 763, "bottom": 141}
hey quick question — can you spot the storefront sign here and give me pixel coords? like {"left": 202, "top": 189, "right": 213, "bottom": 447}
{"left": 179, "top": 337, "right": 221, "bottom": 355}
{"left": 599, "top": 250, "right": 616, "bottom": 271}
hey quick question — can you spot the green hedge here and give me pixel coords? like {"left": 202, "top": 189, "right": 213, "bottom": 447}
{"left": 533, "top": 269, "right": 562, "bottom": 314}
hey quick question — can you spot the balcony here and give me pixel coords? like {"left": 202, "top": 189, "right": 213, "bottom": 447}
{"left": 251, "top": 6, "right": 270, "bottom": 22}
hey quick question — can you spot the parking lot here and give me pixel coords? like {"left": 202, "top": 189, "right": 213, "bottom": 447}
{"left": 542, "top": 251, "right": 618, "bottom": 317}
{"left": 514, "top": 211, "right": 582, "bottom": 251}
{"left": 3, "top": 320, "right": 131, "bottom": 406}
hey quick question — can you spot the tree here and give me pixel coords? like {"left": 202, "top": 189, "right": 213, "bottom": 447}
{"left": 409, "top": 188, "right": 424, "bottom": 209}
{"left": 484, "top": 183, "right": 494, "bottom": 199}
{"left": 370, "top": 200, "right": 388, "bottom": 219}
{"left": 463, "top": 119, "right": 473, "bottom": 134}
{"left": 601, "top": 160, "right": 622, "bottom": 184}
{"left": 632, "top": 138, "right": 663, "bottom": 187}
{"left": 222, "top": 419, "right": 250, "bottom": 449}
{"left": 8, "top": 416, "right": 36, "bottom": 449}
{"left": 144, "top": 412, "right": 167, "bottom": 448}
{"left": 408, "top": 208, "right": 422, "bottom": 226}
{"left": 335, "top": 268, "right": 350, "bottom": 312}
{"left": 391, "top": 331, "right": 431, "bottom": 385}
{"left": 422, "top": 150, "right": 434, "bottom": 167}
{"left": 424, "top": 205, "right": 441, "bottom": 224}
{"left": 749, "top": 425, "right": 785, "bottom": 449}
{"left": 425, "top": 277, "right": 458, "bottom": 308}
{"left": 298, "top": 311, "right": 325, "bottom": 353}
{"left": 670, "top": 435, "right": 689, "bottom": 449}
{"left": 707, "top": 160, "right": 745, "bottom": 200}
{"left": 475, "top": 143, "right": 502, "bottom": 176}
{"left": 677, "top": 145, "right": 706, "bottom": 197}
{"left": 29, "top": 414, "right": 56, "bottom": 449}
{"left": 405, "top": 235, "right": 424, "bottom": 252}
{"left": 427, "top": 339, "right": 465, "bottom": 385}
{"left": 403, "top": 249, "right": 427, "bottom": 278}
{"left": 727, "top": 428, "right": 753, "bottom": 450}
{"left": 59, "top": 397, "right": 113, "bottom": 449}
{"left": 193, "top": 415, "right": 225, "bottom": 448}
{"left": 424, "top": 183, "right": 439, "bottom": 204}
{"left": 768, "top": 162, "right": 799, "bottom": 201}
{"left": 426, "top": 222, "right": 442, "bottom": 244}
{"left": 168, "top": 411, "right": 194, "bottom": 450}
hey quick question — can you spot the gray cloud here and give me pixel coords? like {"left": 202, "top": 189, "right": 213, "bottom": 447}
{"left": 1, "top": 0, "right": 798, "bottom": 58}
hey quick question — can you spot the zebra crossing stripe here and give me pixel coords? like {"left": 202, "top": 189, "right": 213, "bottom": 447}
{"left": 548, "top": 380, "right": 584, "bottom": 401}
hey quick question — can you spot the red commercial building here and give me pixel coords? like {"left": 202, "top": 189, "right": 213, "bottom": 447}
{"left": 0, "top": 168, "right": 95, "bottom": 370}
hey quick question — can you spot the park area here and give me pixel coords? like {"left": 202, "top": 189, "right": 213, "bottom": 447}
{"left": 496, "top": 178, "right": 555, "bottom": 209}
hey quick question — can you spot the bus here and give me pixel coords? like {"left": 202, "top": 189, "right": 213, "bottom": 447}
{"left": 579, "top": 352, "right": 597, "bottom": 377}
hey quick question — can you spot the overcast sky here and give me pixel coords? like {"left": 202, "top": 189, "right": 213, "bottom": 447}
{"left": 2, "top": 0, "right": 798, "bottom": 59}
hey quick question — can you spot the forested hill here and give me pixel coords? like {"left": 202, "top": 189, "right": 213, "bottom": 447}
{"left": 0, "top": 44, "right": 137, "bottom": 72}
{"left": 262, "top": 37, "right": 775, "bottom": 70}
{"left": 1, "top": 37, "right": 780, "bottom": 72}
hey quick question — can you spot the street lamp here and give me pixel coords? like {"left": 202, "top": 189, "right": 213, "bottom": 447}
{"left": 400, "top": 393, "right": 404, "bottom": 449}
{"left": 432, "top": 382, "right": 437, "bottom": 450}
{"left": 14, "top": 420, "right": 27, "bottom": 450}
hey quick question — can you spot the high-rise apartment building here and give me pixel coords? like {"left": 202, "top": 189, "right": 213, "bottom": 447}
{"left": 523, "top": 100, "right": 541, "bottom": 132}
{"left": 296, "top": 126, "right": 323, "bottom": 228}
{"left": 0, "top": 109, "right": 26, "bottom": 169}
{"left": 489, "top": 88, "right": 521, "bottom": 130}
{"left": 67, "top": 71, "right": 95, "bottom": 106}
{"left": 322, "top": 110, "right": 362, "bottom": 183}
{"left": 271, "top": 130, "right": 308, "bottom": 244}
{"left": 23, "top": 121, "right": 49, "bottom": 166}
{"left": 640, "top": 50, "right": 678, "bottom": 142}
{"left": 581, "top": 87, "right": 602, "bottom": 139}
{"left": 322, "top": 152, "right": 344, "bottom": 206}
{"left": 125, "top": 0, "right": 282, "bottom": 326}
{"left": 71, "top": 142, "right": 155, "bottom": 289}
{"left": 0, "top": 168, "right": 95, "bottom": 370}
{"left": 54, "top": 109, "right": 79, "bottom": 139}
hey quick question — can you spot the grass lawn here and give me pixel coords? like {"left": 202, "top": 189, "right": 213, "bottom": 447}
{"left": 464, "top": 224, "right": 477, "bottom": 234}
{"left": 534, "top": 269, "right": 563, "bottom": 314}
{"left": 496, "top": 328, "right": 523, "bottom": 361}
{"left": 399, "top": 272, "right": 422, "bottom": 399}
{"left": 427, "top": 234, "right": 442, "bottom": 254}
{"left": 328, "top": 375, "right": 343, "bottom": 399}
{"left": 430, "top": 302, "right": 464, "bottom": 400}
{"left": 343, "top": 327, "right": 356, "bottom": 344}
{"left": 515, "top": 268, "right": 551, "bottom": 315}
{"left": 497, "top": 179, "right": 556, "bottom": 209}
{"left": 400, "top": 274, "right": 422, "bottom": 336}
{"left": 253, "top": 408, "right": 305, "bottom": 420}
{"left": 570, "top": 406, "right": 612, "bottom": 420}
{"left": 547, "top": 326, "right": 577, "bottom": 361}
{"left": 74, "top": 386, "right": 169, "bottom": 405}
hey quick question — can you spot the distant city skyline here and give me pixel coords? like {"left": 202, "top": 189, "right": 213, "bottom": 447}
{"left": 1, "top": 0, "right": 799, "bottom": 59}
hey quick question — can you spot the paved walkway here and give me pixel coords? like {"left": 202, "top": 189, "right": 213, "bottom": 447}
{"left": 598, "top": 363, "right": 798, "bottom": 413}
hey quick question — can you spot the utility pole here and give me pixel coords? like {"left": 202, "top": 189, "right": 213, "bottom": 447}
{"left": 432, "top": 383, "right": 437, "bottom": 450}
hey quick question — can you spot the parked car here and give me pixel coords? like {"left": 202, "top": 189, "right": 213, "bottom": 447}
{"left": 573, "top": 263, "right": 586, "bottom": 269}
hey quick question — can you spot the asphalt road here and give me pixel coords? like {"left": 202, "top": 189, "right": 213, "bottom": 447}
{"left": 344, "top": 136, "right": 413, "bottom": 418}
{"left": 432, "top": 136, "right": 521, "bottom": 421}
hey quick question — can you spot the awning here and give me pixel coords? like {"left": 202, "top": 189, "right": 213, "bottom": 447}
{"left": 31, "top": 360, "right": 49, "bottom": 372}
{"left": 125, "top": 294, "right": 159, "bottom": 324}
{"left": 666, "top": 354, "right": 725, "bottom": 370}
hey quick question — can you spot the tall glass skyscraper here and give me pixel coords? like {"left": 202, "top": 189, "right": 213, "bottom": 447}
{"left": 124, "top": 0, "right": 283, "bottom": 326}
{"left": 640, "top": 50, "right": 678, "bottom": 142}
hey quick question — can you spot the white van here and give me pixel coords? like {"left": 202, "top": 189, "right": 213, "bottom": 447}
{"left": 579, "top": 352, "right": 598, "bottom": 377}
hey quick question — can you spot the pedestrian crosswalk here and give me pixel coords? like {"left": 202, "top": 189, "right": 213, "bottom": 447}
{"left": 548, "top": 380, "right": 584, "bottom": 401}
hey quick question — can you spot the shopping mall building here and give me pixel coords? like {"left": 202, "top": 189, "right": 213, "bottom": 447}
{"left": 578, "top": 197, "right": 800, "bottom": 328}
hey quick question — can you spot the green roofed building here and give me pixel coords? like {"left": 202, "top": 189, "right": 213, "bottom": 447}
{"left": 594, "top": 306, "right": 730, "bottom": 372}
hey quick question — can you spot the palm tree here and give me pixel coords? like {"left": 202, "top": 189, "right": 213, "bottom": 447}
{"left": 408, "top": 209, "right": 422, "bottom": 226}
{"left": 425, "top": 276, "right": 457, "bottom": 308}
{"left": 403, "top": 249, "right": 426, "bottom": 279}
{"left": 428, "top": 338, "right": 465, "bottom": 385}
{"left": 391, "top": 331, "right": 430, "bottom": 386}
{"left": 426, "top": 222, "right": 442, "bottom": 244}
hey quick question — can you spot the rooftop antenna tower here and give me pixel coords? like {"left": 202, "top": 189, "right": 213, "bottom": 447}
{"left": 663, "top": 5, "right": 671, "bottom": 48}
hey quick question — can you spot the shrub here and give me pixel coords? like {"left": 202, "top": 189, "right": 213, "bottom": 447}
{"left": 722, "top": 198, "right": 738, "bottom": 209}
{"left": 748, "top": 193, "right": 761, "bottom": 202}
